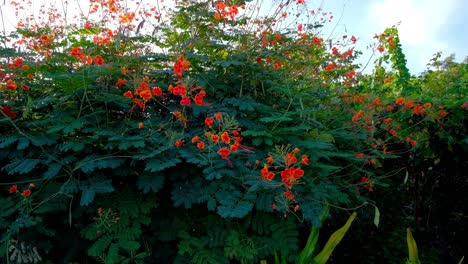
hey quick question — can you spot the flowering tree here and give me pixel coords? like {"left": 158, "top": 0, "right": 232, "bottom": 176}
{"left": 0, "top": 0, "right": 466, "bottom": 263}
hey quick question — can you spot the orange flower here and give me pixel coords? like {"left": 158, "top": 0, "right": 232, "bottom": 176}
{"left": 6, "top": 79, "right": 17, "bottom": 90}
{"left": 284, "top": 153, "right": 297, "bottom": 166}
{"left": 218, "top": 147, "right": 231, "bottom": 159}
{"left": 214, "top": 112, "right": 222, "bottom": 120}
{"left": 215, "top": 1, "right": 226, "bottom": 10}
{"left": 123, "top": 91, "right": 133, "bottom": 98}
{"left": 301, "top": 155, "right": 309, "bottom": 165}
{"left": 389, "top": 129, "right": 398, "bottom": 136}
{"left": 438, "top": 110, "right": 448, "bottom": 117}
{"left": 9, "top": 185, "right": 18, "bottom": 194}
{"left": 197, "top": 141, "right": 205, "bottom": 150}
{"left": 412, "top": 104, "right": 425, "bottom": 115}
{"left": 116, "top": 78, "right": 127, "bottom": 86}
{"left": 355, "top": 153, "right": 364, "bottom": 159}
{"left": 266, "top": 156, "right": 274, "bottom": 164}
{"left": 293, "top": 148, "right": 300, "bottom": 153}
{"left": 283, "top": 191, "right": 294, "bottom": 199}
{"left": 261, "top": 164, "right": 275, "bottom": 180}
{"left": 138, "top": 122, "right": 144, "bottom": 129}
{"left": 191, "top": 136, "right": 199, "bottom": 143}
{"left": 386, "top": 105, "right": 393, "bottom": 112}
{"left": 221, "top": 131, "right": 230, "bottom": 144}
{"left": 352, "top": 110, "right": 363, "bottom": 122}
{"left": 325, "top": 63, "right": 335, "bottom": 71}
{"left": 175, "top": 140, "right": 184, "bottom": 147}
{"left": 384, "top": 118, "right": 392, "bottom": 124}
{"left": 395, "top": 97, "right": 405, "bottom": 105}
{"left": 22, "top": 189, "right": 31, "bottom": 197}
{"left": 423, "top": 103, "right": 432, "bottom": 108}
{"left": 230, "top": 142, "right": 239, "bottom": 152}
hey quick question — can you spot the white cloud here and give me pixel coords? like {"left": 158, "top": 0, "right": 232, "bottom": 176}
{"left": 367, "top": 0, "right": 458, "bottom": 73}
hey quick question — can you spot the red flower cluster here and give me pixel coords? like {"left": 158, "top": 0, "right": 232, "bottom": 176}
{"left": 174, "top": 54, "right": 190, "bottom": 77}
{"left": 1, "top": 105, "right": 17, "bottom": 119}
{"left": 8, "top": 184, "right": 34, "bottom": 197}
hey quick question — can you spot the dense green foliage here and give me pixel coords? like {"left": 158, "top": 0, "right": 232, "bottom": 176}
{"left": 0, "top": 0, "right": 466, "bottom": 263}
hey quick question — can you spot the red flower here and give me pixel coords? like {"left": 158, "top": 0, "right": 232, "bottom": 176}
{"left": 215, "top": 1, "right": 226, "bottom": 10}
{"left": 214, "top": 112, "right": 222, "bottom": 120}
{"left": 301, "top": 155, "right": 309, "bottom": 165}
{"left": 218, "top": 147, "right": 231, "bottom": 159}
{"left": 313, "top": 36, "right": 322, "bottom": 45}
{"left": 325, "top": 63, "right": 335, "bottom": 71}
{"left": 384, "top": 118, "right": 392, "bottom": 124}
{"left": 266, "top": 156, "right": 274, "bottom": 164}
{"left": 9, "top": 185, "right": 18, "bottom": 194}
{"left": 175, "top": 140, "right": 184, "bottom": 147}
{"left": 6, "top": 79, "right": 17, "bottom": 90}
{"left": 116, "top": 78, "right": 127, "bottom": 86}
{"left": 461, "top": 102, "right": 468, "bottom": 110}
{"left": 70, "top": 47, "right": 82, "bottom": 58}
{"left": 332, "top": 47, "right": 338, "bottom": 55}
{"left": 197, "top": 142, "right": 205, "bottom": 150}
{"left": 438, "top": 110, "right": 448, "bottom": 117}
{"left": 123, "top": 91, "right": 133, "bottom": 98}
{"left": 356, "top": 153, "right": 364, "bottom": 159}
{"left": 361, "top": 176, "right": 369, "bottom": 183}
{"left": 351, "top": 35, "right": 357, "bottom": 44}
{"left": 389, "top": 129, "right": 398, "bottom": 136}
{"left": 191, "top": 136, "right": 199, "bottom": 143}
{"left": 94, "top": 55, "right": 104, "bottom": 65}
{"left": 180, "top": 97, "right": 191, "bottom": 106}
{"left": 284, "top": 153, "right": 297, "bottom": 166}
{"left": 412, "top": 104, "right": 425, "bottom": 115}
{"left": 283, "top": 191, "right": 294, "bottom": 199}
{"left": 205, "top": 117, "right": 214, "bottom": 127}
{"left": 230, "top": 142, "right": 239, "bottom": 152}
{"left": 22, "top": 189, "right": 31, "bottom": 197}
{"left": 194, "top": 94, "right": 204, "bottom": 105}
{"left": 297, "top": 24, "right": 303, "bottom": 32}
{"left": 261, "top": 164, "right": 275, "bottom": 180}
{"left": 174, "top": 55, "right": 190, "bottom": 77}
{"left": 172, "top": 85, "right": 187, "bottom": 96}
{"left": 395, "top": 97, "right": 405, "bottom": 105}
{"left": 138, "top": 122, "right": 144, "bottom": 129}
{"left": 221, "top": 131, "right": 230, "bottom": 144}
{"left": 152, "top": 87, "right": 162, "bottom": 96}
{"left": 211, "top": 134, "right": 220, "bottom": 143}
{"left": 377, "top": 45, "right": 384, "bottom": 53}
{"left": 352, "top": 110, "right": 363, "bottom": 122}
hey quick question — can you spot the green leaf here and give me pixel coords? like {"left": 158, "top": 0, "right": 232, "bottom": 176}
{"left": 5, "top": 159, "right": 41, "bottom": 175}
{"left": 298, "top": 205, "right": 329, "bottom": 264}
{"left": 374, "top": 206, "right": 380, "bottom": 228}
{"left": 136, "top": 173, "right": 165, "bottom": 193}
{"left": 313, "top": 212, "right": 357, "bottom": 264}
{"left": 80, "top": 179, "right": 114, "bottom": 206}
{"left": 0, "top": 137, "right": 18, "bottom": 148}
{"left": 406, "top": 228, "right": 420, "bottom": 264}
{"left": 43, "top": 163, "right": 62, "bottom": 179}
{"left": 145, "top": 158, "right": 181, "bottom": 172}
{"left": 78, "top": 156, "right": 125, "bottom": 174}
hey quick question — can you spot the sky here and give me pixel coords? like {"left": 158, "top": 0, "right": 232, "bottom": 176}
{"left": 1, "top": 0, "right": 466, "bottom": 75}
{"left": 318, "top": 0, "right": 468, "bottom": 75}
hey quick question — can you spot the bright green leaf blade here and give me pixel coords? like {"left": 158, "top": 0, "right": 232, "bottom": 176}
{"left": 313, "top": 212, "right": 357, "bottom": 264}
